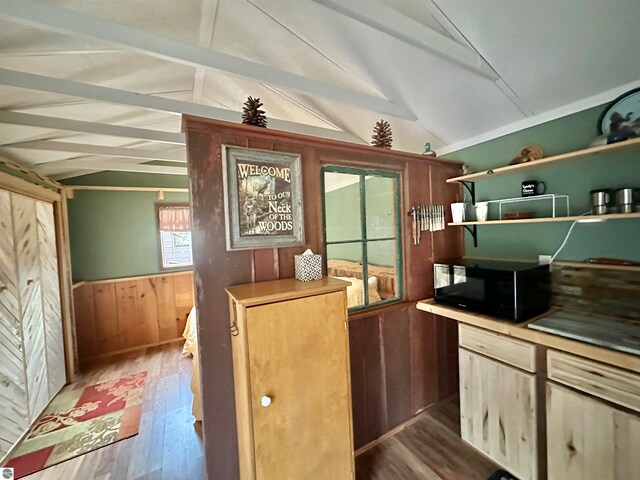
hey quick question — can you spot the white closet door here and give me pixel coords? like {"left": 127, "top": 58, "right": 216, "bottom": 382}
{"left": 0, "top": 190, "right": 30, "bottom": 460}
{"left": 36, "top": 200, "right": 65, "bottom": 397}
{"left": 12, "top": 193, "right": 49, "bottom": 422}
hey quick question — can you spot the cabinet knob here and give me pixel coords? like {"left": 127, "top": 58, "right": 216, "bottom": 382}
{"left": 26, "top": 278, "right": 34, "bottom": 285}
{"left": 261, "top": 396, "right": 272, "bottom": 408}
{"left": 0, "top": 285, "right": 6, "bottom": 292}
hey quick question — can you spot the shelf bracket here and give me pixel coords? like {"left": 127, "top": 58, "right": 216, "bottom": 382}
{"left": 463, "top": 224, "right": 478, "bottom": 248}
{"left": 460, "top": 181, "right": 475, "bottom": 204}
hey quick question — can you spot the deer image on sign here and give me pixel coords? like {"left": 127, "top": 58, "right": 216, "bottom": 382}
{"left": 222, "top": 146, "right": 305, "bottom": 250}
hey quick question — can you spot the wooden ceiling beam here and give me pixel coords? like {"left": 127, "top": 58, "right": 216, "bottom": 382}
{"left": 0, "top": 0, "right": 414, "bottom": 120}
{"left": 35, "top": 158, "right": 187, "bottom": 176}
{"left": 0, "top": 68, "right": 364, "bottom": 144}
{"left": 0, "top": 110, "right": 186, "bottom": 145}
{"left": 3, "top": 140, "right": 186, "bottom": 162}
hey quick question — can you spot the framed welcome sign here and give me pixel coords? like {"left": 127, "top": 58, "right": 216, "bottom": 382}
{"left": 221, "top": 145, "right": 305, "bottom": 250}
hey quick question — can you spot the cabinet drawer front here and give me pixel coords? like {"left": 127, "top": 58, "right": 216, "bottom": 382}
{"left": 459, "top": 324, "right": 536, "bottom": 372}
{"left": 548, "top": 350, "right": 640, "bottom": 413}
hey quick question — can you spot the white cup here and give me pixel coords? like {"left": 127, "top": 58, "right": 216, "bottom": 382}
{"left": 451, "top": 202, "right": 466, "bottom": 223}
{"left": 475, "top": 202, "right": 489, "bottom": 222}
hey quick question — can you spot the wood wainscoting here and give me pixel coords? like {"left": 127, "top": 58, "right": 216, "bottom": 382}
{"left": 72, "top": 271, "right": 194, "bottom": 363}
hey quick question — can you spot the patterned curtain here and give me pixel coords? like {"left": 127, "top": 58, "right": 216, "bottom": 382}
{"left": 159, "top": 205, "right": 191, "bottom": 232}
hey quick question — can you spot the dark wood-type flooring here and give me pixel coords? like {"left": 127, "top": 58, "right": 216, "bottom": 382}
{"left": 356, "top": 397, "right": 500, "bottom": 480}
{"left": 20, "top": 342, "right": 495, "bottom": 480}
{"left": 23, "top": 342, "right": 206, "bottom": 480}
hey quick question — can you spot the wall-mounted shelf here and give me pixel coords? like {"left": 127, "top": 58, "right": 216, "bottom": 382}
{"left": 446, "top": 137, "right": 640, "bottom": 184}
{"left": 449, "top": 212, "right": 640, "bottom": 226}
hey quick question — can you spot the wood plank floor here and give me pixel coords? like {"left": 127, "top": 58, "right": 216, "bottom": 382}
{"left": 356, "top": 397, "right": 500, "bottom": 480}
{"left": 23, "top": 341, "right": 206, "bottom": 480}
{"left": 19, "top": 342, "right": 497, "bottom": 480}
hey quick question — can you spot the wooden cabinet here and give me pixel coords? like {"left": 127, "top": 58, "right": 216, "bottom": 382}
{"left": 0, "top": 189, "right": 66, "bottom": 461}
{"left": 227, "top": 277, "right": 354, "bottom": 480}
{"left": 547, "top": 383, "right": 640, "bottom": 479}
{"left": 459, "top": 346, "right": 538, "bottom": 480}
{"left": 547, "top": 350, "right": 640, "bottom": 480}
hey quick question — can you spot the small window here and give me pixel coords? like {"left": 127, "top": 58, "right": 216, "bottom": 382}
{"left": 322, "top": 166, "right": 403, "bottom": 310}
{"left": 157, "top": 204, "right": 193, "bottom": 269}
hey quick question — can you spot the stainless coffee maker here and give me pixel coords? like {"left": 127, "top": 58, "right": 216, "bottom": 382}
{"left": 590, "top": 189, "right": 610, "bottom": 215}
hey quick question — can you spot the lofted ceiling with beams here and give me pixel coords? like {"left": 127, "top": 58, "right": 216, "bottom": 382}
{"left": 0, "top": 0, "right": 639, "bottom": 180}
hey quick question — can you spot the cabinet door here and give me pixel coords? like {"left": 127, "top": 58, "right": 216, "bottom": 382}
{"left": 36, "top": 200, "right": 65, "bottom": 397}
{"left": 246, "top": 291, "right": 353, "bottom": 479}
{"left": 0, "top": 190, "right": 30, "bottom": 460}
{"left": 547, "top": 382, "right": 640, "bottom": 480}
{"left": 459, "top": 348, "right": 537, "bottom": 480}
{"left": 12, "top": 193, "right": 49, "bottom": 422}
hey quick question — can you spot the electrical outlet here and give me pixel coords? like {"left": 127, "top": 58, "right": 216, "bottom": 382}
{"left": 538, "top": 255, "right": 552, "bottom": 265}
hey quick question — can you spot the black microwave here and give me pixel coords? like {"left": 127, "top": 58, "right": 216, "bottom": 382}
{"left": 433, "top": 260, "right": 551, "bottom": 322}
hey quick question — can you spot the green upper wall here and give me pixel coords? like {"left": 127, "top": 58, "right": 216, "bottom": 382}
{"left": 446, "top": 104, "right": 640, "bottom": 263}
{"left": 63, "top": 172, "right": 190, "bottom": 281}
{"left": 61, "top": 103, "right": 640, "bottom": 281}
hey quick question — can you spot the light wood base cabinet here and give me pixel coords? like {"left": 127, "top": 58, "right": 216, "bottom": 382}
{"left": 227, "top": 278, "right": 354, "bottom": 480}
{"left": 459, "top": 348, "right": 538, "bottom": 480}
{"left": 547, "top": 383, "right": 640, "bottom": 480}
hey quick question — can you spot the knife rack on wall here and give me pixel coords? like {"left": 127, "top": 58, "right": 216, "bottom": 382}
{"left": 407, "top": 204, "right": 445, "bottom": 245}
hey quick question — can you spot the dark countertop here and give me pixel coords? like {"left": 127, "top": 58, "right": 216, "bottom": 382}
{"left": 416, "top": 298, "right": 640, "bottom": 374}
{"left": 528, "top": 311, "right": 640, "bottom": 356}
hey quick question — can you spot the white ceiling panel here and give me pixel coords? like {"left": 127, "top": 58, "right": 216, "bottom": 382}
{"left": 435, "top": 0, "right": 640, "bottom": 113}
{"left": 41, "top": 0, "right": 203, "bottom": 45}
{"left": 0, "top": 17, "right": 107, "bottom": 52}
{"left": 212, "top": 0, "right": 381, "bottom": 97}
{"left": 0, "top": 0, "right": 638, "bottom": 178}
{"left": 0, "top": 51, "right": 195, "bottom": 95}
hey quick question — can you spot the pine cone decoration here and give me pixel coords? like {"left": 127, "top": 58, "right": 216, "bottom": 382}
{"left": 241, "top": 96, "right": 267, "bottom": 128}
{"left": 371, "top": 119, "right": 392, "bottom": 149}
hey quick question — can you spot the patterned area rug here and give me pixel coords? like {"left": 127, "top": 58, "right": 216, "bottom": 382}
{"left": 6, "top": 371, "right": 147, "bottom": 479}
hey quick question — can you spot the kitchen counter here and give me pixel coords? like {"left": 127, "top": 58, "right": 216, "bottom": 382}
{"left": 416, "top": 298, "right": 640, "bottom": 375}
{"left": 528, "top": 310, "right": 640, "bottom": 356}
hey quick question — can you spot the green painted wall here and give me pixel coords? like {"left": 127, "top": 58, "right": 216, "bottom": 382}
{"left": 63, "top": 172, "right": 190, "bottom": 281}
{"left": 446, "top": 104, "right": 640, "bottom": 263}
{"left": 325, "top": 176, "right": 397, "bottom": 267}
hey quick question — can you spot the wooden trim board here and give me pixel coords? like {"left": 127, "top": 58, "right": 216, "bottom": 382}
{"left": 184, "top": 115, "right": 463, "bottom": 169}
{"left": 416, "top": 299, "right": 640, "bottom": 375}
{"left": 81, "top": 337, "right": 184, "bottom": 363}
{"left": 0, "top": 169, "right": 59, "bottom": 202}
{"left": 55, "top": 190, "right": 78, "bottom": 382}
{"left": 66, "top": 185, "right": 189, "bottom": 193}
{"left": 79, "top": 269, "right": 194, "bottom": 285}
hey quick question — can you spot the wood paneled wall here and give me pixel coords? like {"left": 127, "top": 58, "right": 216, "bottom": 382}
{"left": 551, "top": 264, "right": 640, "bottom": 321}
{"left": 183, "top": 117, "right": 464, "bottom": 480}
{"left": 73, "top": 271, "right": 194, "bottom": 362}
